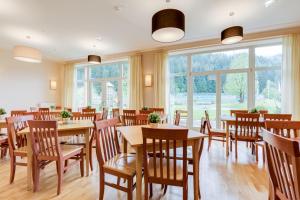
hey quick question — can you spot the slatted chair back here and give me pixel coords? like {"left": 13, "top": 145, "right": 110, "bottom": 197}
{"left": 264, "top": 114, "right": 292, "bottom": 121}
{"left": 174, "top": 111, "right": 181, "bottom": 126}
{"left": 200, "top": 117, "right": 206, "bottom": 134}
{"left": 124, "top": 115, "right": 137, "bottom": 126}
{"left": 142, "top": 127, "right": 188, "bottom": 186}
{"left": 82, "top": 108, "right": 96, "bottom": 114}
{"left": 49, "top": 112, "right": 61, "bottom": 120}
{"left": 71, "top": 113, "right": 95, "bottom": 121}
{"left": 230, "top": 109, "right": 248, "bottom": 116}
{"left": 102, "top": 107, "right": 108, "bottom": 120}
{"left": 123, "top": 109, "right": 136, "bottom": 117}
{"left": 28, "top": 120, "right": 61, "bottom": 160}
{"left": 204, "top": 110, "right": 212, "bottom": 130}
{"left": 24, "top": 112, "right": 40, "bottom": 120}
{"left": 258, "top": 110, "right": 268, "bottom": 117}
{"left": 262, "top": 128, "right": 300, "bottom": 200}
{"left": 112, "top": 108, "right": 122, "bottom": 123}
{"left": 94, "top": 118, "right": 120, "bottom": 167}
{"left": 265, "top": 120, "right": 300, "bottom": 138}
{"left": 11, "top": 110, "right": 27, "bottom": 117}
{"left": 55, "top": 106, "right": 62, "bottom": 110}
{"left": 139, "top": 110, "right": 152, "bottom": 115}
{"left": 6, "top": 115, "right": 34, "bottom": 151}
{"left": 135, "top": 114, "right": 149, "bottom": 125}
{"left": 234, "top": 113, "right": 260, "bottom": 140}
{"left": 39, "top": 108, "right": 50, "bottom": 120}
{"left": 150, "top": 108, "right": 164, "bottom": 114}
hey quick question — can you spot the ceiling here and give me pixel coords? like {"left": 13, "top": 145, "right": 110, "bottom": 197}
{"left": 0, "top": 0, "right": 299, "bottom": 61}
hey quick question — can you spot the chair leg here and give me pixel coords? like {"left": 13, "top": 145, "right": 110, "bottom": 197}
{"left": 150, "top": 183, "right": 153, "bottom": 197}
{"left": 99, "top": 173, "right": 105, "bottom": 200}
{"left": 127, "top": 178, "right": 133, "bottom": 200}
{"left": 64, "top": 160, "right": 68, "bottom": 173}
{"left": 89, "top": 133, "right": 94, "bottom": 171}
{"left": 235, "top": 139, "right": 238, "bottom": 160}
{"left": 33, "top": 158, "right": 40, "bottom": 192}
{"left": 230, "top": 139, "right": 232, "bottom": 152}
{"left": 262, "top": 147, "right": 266, "bottom": 164}
{"left": 183, "top": 184, "right": 188, "bottom": 200}
{"left": 57, "top": 160, "right": 64, "bottom": 195}
{"left": 9, "top": 156, "right": 16, "bottom": 184}
{"left": 163, "top": 185, "right": 168, "bottom": 195}
{"left": 80, "top": 151, "right": 84, "bottom": 177}
{"left": 207, "top": 136, "right": 212, "bottom": 151}
{"left": 144, "top": 180, "right": 149, "bottom": 200}
{"left": 255, "top": 144, "right": 259, "bottom": 162}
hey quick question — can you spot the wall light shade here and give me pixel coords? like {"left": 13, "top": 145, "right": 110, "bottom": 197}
{"left": 145, "top": 74, "right": 152, "bottom": 87}
{"left": 50, "top": 80, "right": 57, "bottom": 90}
{"left": 13, "top": 45, "right": 42, "bottom": 63}
{"left": 152, "top": 9, "right": 185, "bottom": 43}
{"left": 88, "top": 55, "right": 101, "bottom": 64}
{"left": 221, "top": 26, "right": 243, "bottom": 45}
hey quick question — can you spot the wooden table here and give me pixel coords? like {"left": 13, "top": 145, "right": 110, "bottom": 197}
{"left": 18, "top": 120, "right": 93, "bottom": 190}
{"left": 220, "top": 115, "right": 265, "bottom": 157}
{"left": 117, "top": 124, "right": 207, "bottom": 200}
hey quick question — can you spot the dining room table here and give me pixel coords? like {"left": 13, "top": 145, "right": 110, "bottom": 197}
{"left": 18, "top": 119, "right": 94, "bottom": 191}
{"left": 117, "top": 124, "right": 207, "bottom": 200}
{"left": 220, "top": 115, "right": 265, "bottom": 157}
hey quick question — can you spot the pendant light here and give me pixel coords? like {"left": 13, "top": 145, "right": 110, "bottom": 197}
{"left": 13, "top": 45, "right": 42, "bottom": 63}
{"left": 88, "top": 55, "right": 101, "bottom": 64}
{"left": 152, "top": 1, "right": 185, "bottom": 43}
{"left": 221, "top": 12, "right": 243, "bottom": 45}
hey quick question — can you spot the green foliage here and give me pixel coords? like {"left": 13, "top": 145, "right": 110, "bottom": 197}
{"left": 0, "top": 108, "right": 6, "bottom": 115}
{"left": 224, "top": 73, "right": 247, "bottom": 103}
{"left": 50, "top": 105, "right": 55, "bottom": 110}
{"left": 87, "top": 105, "right": 92, "bottom": 109}
{"left": 148, "top": 113, "right": 160, "bottom": 123}
{"left": 60, "top": 110, "right": 72, "bottom": 118}
{"left": 142, "top": 106, "right": 149, "bottom": 111}
{"left": 250, "top": 108, "right": 258, "bottom": 113}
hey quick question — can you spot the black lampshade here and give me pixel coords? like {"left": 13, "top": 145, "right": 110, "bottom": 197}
{"left": 88, "top": 55, "right": 101, "bottom": 64}
{"left": 152, "top": 9, "right": 185, "bottom": 43}
{"left": 221, "top": 26, "right": 243, "bottom": 44}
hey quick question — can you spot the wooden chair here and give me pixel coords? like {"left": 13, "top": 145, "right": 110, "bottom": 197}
{"left": 258, "top": 110, "right": 268, "bottom": 117}
{"left": 142, "top": 127, "right": 188, "bottom": 200}
{"left": 149, "top": 108, "right": 164, "bottom": 114}
{"left": 102, "top": 107, "right": 108, "bottom": 120}
{"left": 262, "top": 128, "right": 300, "bottom": 200}
{"left": 139, "top": 110, "right": 152, "bottom": 115}
{"left": 265, "top": 120, "right": 300, "bottom": 138}
{"left": 28, "top": 120, "right": 84, "bottom": 195}
{"left": 56, "top": 106, "right": 62, "bottom": 110}
{"left": 49, "top": 112, "right": 61, "bottom": 120}
{"left": 11, "top": 110, "right": 27, "bottom": 116}
{"left": 38, "top": 108, "right": 50, "bottom": 120}
{"left": 205, "top": 111, "right": 226, "bottom": 151}
{"left": 94, "top": 119, "right": 136, "bottom": 200}
{"left": 255, "top": 114, "right": 292, "bottom": 163}
{"left": 174, "top": 111, "right": 181, "bottom": 126}
{"left": 264, "top": 113, "right": 292, "bottom": 121}
{"left": 230, "top": 113, "right": 260, "bottom": 159}
{"left": 122, "top": 110, "right": 136, "bottom": 125}
{"left": 6, "top": 115, "right": 34, "bottom": 183}
{"left": 135, "top": 114, "right": 149, "bottom": 125}
{"left": 82, "top": 108, "right": 96, "bottom": 114}
{"left": 0, "top": 135, "right": 8, "bottom": 158}
{"left": 230, "top": 109, "right": 248, "bottom": 116}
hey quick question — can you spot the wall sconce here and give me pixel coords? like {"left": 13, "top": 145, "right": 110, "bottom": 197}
{"left": 50, "top": 80, "right": 57, "bottom": 90}
{"left": 145, "top": 74, "right": 152, "bottom": 87}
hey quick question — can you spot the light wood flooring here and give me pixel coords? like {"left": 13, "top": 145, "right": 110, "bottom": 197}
{"left": 0, "top": 141, "right": 268, "bottom": 200}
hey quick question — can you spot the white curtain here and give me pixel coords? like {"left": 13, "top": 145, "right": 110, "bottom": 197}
{"left": 129, "top": 54, "right": 144, "bottom": 109}
{"left": 62, "top": 63, "right": 75, "bottom": 108}
{"left": 153, "top": 51, "right": 167, "bottom": 108}
{"left": 282, "top": 33, "right": 300, "bottom": 119}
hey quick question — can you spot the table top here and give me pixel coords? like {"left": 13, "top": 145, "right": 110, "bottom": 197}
{"left": 220, "top": 115, "right": 265, "bottom": 123}
{"left": 117, "top": 124, "right": 207, "bottom": 147}
{"left": 18, "top": 120, "right": 94, "bottom": 134}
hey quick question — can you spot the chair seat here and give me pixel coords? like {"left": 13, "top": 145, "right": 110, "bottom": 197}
{"left": 103, "top": 153, "right": 136, "bottom": 176}
{"left": 230, "top": 133, "right": 258, "bottom": 142}
{"left": 14, "top": 146, "right": 27, "bottom": 155}
{"left": 148, "top": 157, "right": 184, "bottom": 180}
{"left": 210, "top": 128, "right": 226, "bottom": 134}
{"left": 61, "top": 145, "right": 83, "bottom": 158}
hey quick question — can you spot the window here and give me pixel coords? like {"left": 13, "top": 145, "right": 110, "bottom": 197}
{"left": 167, "top": 40, "right": 282, "bottom": 128}
{"left": 74, "top": 60, "right": 129, "bottom": 112}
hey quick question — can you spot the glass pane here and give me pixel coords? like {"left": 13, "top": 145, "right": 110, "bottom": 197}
{"left": 255, "top": 70, "right": 281, "bottom": 113}
{"left": 106, "top": 80, "right": 119, "bottom": 111}
{"left": 122, "top": 62, "right": 129, "bottom": 78}
{"left": 169, "top": 55, "right": 188, "bottom": 74}
{"left": 169, "top": 75, "right": 188, "bottom": 126}
{"left": 122, "top": 79, "right": 129, "bottom": 108}
{"left": 221, "top": 73, "right": 248, "bottom": 116}
{"left": 192, "top": 49, "right": 249, "bottom": 72}
{"left": 255, "top": 45, "right": 282, "bottom": 68}
{"left": 193, "top": 75, "right": 216, "bottom": 127}
{"left": 90, "top": 63, "right": 121, "bottom": 79}
{"left": 74, "top": 81, "right": 86, "bottom": 110}
{"left": 90, "top": 82, "right": 103, "bottom": 111}
{"left": 76, "top": 67, "right": 85, "bottom": 81}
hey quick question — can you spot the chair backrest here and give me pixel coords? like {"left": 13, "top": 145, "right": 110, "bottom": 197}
{"left": 39, "top": 108, "right": 50, "bottom": 120}
{"left": 112, "top": 108, "right": 122, "bottom": 123}
{"left": 49, "top": 112, "right": 61, "bottom": 120}
{"left": 124, "top": 115, "right": 137, "bottom": 126}
{"left": 94, "top": 118, "right": 120, "bottom": 167}
{"left": 135, "top": 114, "right": 149, "bottom": 125}
{"left": 265, "top": 120, "right": 300, "bottom": 138}
{"left": 150, "top": 108, "right": 164, "bottom": 114}
{"left": 102, "top": 107, "right": 108, "bottom": 120}
{"left": 204, "top": 110, "right": 212, "bottom": 129}
{"left": 234, "top": 113, "right": 260, "bottom": 139}
{"left": 230, "top": 109, "right": 248, "bottom": 116}
{"left": 142, "top": 127, "right": 188, "bottom": 185}
{"left": 139, "top": 110, "right": 152, "bottom": 115}
{"left": 71, "top": 113, "right": 96, "bottom": 121}
{"left": 264, "top": 114, "right": 292, "bottom": 121}
{"left": 258, "top": 110, "right": 268, "bottom": 116}
{"left": 82, "top": 108, "right": 96, "bottom": 114}
{"left": 28, "top": 120, "right": 61, "bottom": 160}
{"left": 174, "top": 111, "right": 181, "bottom": 126}
{"left": 123, "top": 109, "right": 136, "bottom": 116}
{"left": 262, "top": 128, "right": 300, "bottom": 200}
{"left": 11, "top": 110, "right": 27, "bottom": 117}
{"left": 200, "top": 117, "right": 206, "bottom": 134}
{"left": 55, "top": 106, "right": 62, "bottom": 110}
{"left": 6, "top": 115, "right": 34, "bottom": 151}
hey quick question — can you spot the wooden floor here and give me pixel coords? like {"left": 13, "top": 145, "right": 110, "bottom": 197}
{"left": 0, "top": 141, "right": 268, "bottom": 200}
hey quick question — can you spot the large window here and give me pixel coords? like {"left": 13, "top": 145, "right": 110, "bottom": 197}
{"left": 74, "top": 60, "right": 129, "bottom": 112}
{"left": 168, "top": 40, "right": 282, "bottom": 128}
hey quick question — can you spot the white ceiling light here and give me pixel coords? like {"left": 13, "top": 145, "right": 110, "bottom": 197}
{"left": 265, "top": 0, "right": 277, "bottom": 7}
{"left": 13, "top": 45, "right": 42, "bottom": 63}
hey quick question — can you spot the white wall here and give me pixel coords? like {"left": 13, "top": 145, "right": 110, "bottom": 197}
{"left": 0, "top": 49, "right": 62, "bottom": 113}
